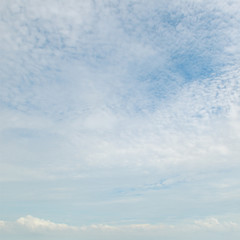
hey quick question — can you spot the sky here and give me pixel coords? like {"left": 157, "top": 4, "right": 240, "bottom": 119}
{"left": 1, "top": 0, "right": 240, "bottom": 239}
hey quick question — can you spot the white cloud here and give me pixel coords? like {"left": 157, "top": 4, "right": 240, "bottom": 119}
{"left": 1, "top": 215, "right": 240, "bottom": 237}
{"left": 16, "top": 215, "right": 77, "bottom": 232}
{"left": 1, "top": 65, "right": 240, "bottom": 183}
{"left": 194, "top": 217, "right": 238, "bottom": 231}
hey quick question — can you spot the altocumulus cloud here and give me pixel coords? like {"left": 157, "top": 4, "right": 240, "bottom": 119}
{"left": 1, "top": 0, "right": 240, "bottom": 240}
{"left": 0, "top": 0, "right": 240, "bottom": 175}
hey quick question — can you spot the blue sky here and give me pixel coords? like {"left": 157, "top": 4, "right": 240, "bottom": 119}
{"left": 1, "top": 0, "right": 240, "bottom": 239}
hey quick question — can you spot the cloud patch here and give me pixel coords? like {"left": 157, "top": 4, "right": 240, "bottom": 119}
{"left": 16, "top": 215, "right": 77, "bottom": 232}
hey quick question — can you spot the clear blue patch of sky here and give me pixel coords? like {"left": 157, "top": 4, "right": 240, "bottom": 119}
{"left": 171, "top": 52, "right": 214, "bottom": 82}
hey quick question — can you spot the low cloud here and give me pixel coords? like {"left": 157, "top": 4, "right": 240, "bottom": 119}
{"left": 1, "top": 215, "right": 240, "bottom": 235}
{"left": 194, "top": 217, "right": 238, "bottom": 231}
{"left": 16, "top": 215, "right": 78, "bottom": 232}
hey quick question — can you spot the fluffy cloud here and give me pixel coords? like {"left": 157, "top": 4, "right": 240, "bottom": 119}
{"left": 0, "top": 215, "right": 240, "bottom": 236}
{"left": 16, "top": 215, "right": 78, "bottom": 231}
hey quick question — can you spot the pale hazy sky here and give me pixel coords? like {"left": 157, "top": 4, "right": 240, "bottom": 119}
{"left": 1, "top": 0, "right": 240, "bottom": 239}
